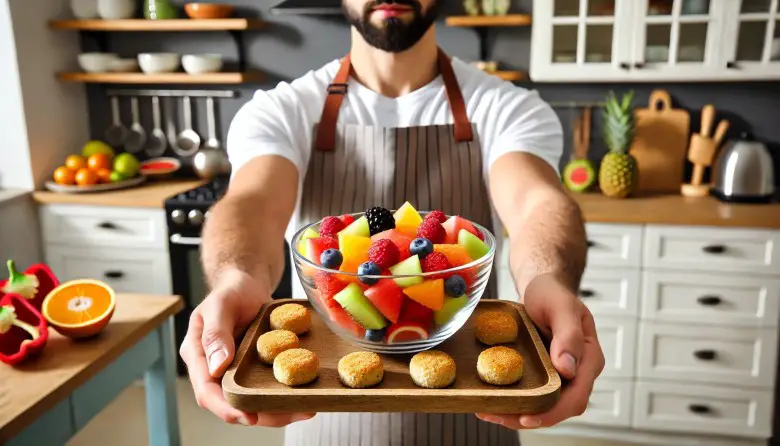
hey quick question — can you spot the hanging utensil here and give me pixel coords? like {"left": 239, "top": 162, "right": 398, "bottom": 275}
{"left": 124, "top": 96, "right": 147, "bottom": 153}
{"left": 104, "top": 95, "right": 128, "bottom": 147}
{"left": 175, "top": 96, "right": 201, "bottom": 156}
{"left": 193, "top": 96, "right": 231, "bottom": 179}
{"left": 164, "top": 96, "right": 184, "bottom": 155}
{"left": 145, "top": 96, "right": 167, "bottom": 157}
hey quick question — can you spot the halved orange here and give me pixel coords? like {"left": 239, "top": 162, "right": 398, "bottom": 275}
{"left": 42, "top": 279, "right": 116, "bottom": 339}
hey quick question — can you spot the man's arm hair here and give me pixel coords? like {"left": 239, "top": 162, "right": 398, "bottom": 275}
{"left": 489, "top": 152, "right": 587, "bottom": 297}
{"left": 200, "top": 155, "right": 299, "bottom": 293}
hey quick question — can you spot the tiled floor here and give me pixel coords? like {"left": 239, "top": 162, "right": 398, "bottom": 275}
{"left": 67, "top": 379, "right": 632, "bottom": 446}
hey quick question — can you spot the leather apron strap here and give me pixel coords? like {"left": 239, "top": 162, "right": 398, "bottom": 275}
{"left": 314, "top": 48, "right": 473, "bottom": 152}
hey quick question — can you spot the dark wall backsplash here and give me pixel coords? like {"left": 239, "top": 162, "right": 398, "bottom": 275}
{"left": 83, "top": 0, "right": 780, "bottom": 180}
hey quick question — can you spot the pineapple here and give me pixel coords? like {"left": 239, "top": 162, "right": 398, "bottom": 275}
{"left": 599, "top": 91, "right": 637, "bottom": 198}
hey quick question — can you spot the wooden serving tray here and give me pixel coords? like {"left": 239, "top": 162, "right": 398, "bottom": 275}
{"left": 223, "top": 299, "right": 560, "bottom": 414}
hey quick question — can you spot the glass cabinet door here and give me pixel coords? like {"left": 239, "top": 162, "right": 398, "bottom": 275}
{"left": 631, "top": 0, "right": 721, "bottom": 77}
{"left": 724, "top": 0, "right": 780, "bottom": 75}
{"left": 531, "top": 0, "right": 632, "bottom": 80}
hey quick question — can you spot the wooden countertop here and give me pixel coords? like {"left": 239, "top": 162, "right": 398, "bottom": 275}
{"left": 0, "top": 294, "right": 183, "bottom": 442}
{"left": 31, "top": 179, "right": 205, "bottom": 208}
{"left": 570, "top": 192, "right": 780, "bottom": 229}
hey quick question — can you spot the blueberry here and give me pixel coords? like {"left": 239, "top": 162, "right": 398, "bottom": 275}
{"left": 365, "top": 327, "right": 387, "bottom": 342}
{"left": 444, "top": 275, "right": 467, "bottom": 297}
{"left": 320, "top": 249, "right": 343, "bottom": 269}
{"left": 358, "top": 261, "right": 381, "bottom": 285}
{"left": 410, "top": 238, "right": 433, "bottom": 258}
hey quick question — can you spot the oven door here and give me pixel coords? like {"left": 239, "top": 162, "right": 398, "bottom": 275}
{"left": 167, "top": 232, "right": 292, "bottom": 375}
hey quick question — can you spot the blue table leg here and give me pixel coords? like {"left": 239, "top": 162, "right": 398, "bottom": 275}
{"left": 144, "top": 317, "right": 181, "bottom": 446}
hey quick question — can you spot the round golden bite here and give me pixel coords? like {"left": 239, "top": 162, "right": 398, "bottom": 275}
{"left": 338, "top": 351, "right": 385, "bottom": 388}
{"left": 270, "top": 303, "right": 311, "bottom": 335}
{"left": 477, "top": 346, "right": 524, "bottom": 386}
{"left": 474, "top": 310, "right": 518, "bottom": 345}
{"left": 409, "top": 350, "right": 456, "bottom": 389}
{"left": 256, "top": 329, "right": 300, "bottom": 364}
{"left": 273, "top": 348, "right": 319, "bottom": 386}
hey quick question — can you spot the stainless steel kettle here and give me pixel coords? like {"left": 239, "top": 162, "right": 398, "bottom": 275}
{"left": 710, "top": 133, "right": 775, "bottom": 203}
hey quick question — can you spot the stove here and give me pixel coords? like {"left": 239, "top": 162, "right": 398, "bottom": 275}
{"left": 163, "top": 177, "right": 291, "bottom": 375}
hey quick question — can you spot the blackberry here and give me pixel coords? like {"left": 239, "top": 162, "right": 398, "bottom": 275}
{"left": 365, "top": 206, "right": 395, "bottom": 236}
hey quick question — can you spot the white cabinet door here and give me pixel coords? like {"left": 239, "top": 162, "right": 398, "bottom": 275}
{"left": 530, "top": 0, "right": 635, "bottom": 81}
{"left": 46, "top": 245, "right": 172, "bottom": 295}
{"left": 585, "top": 223, "right": 643, "bottom": 268}
{"left": 566, "top": 378, "right": 633, "bottom": 427}
{"left": 627, "top": 0, "right": 729, "bottom": 80}
{"left": 595, "top": 316, "right": 638, "bottom": 378}
{"left": 579, "top": 267, "right": 640, "bottom": 317}
{"left": 720, "top": 0, "right": 780, "bottom": 80}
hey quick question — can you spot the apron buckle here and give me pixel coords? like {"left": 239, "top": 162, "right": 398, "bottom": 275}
{"left": 327, "top": 83, "right": 349, "bottom": 95}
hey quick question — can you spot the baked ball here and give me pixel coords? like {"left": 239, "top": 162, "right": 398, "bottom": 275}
{"left": 256, "top": 329, "right": 300, "bottom": 364}
{"left": 477, "top": 346, "right": 524, "bottom": 386}
{"left": 270, "top": 303, "right": 311, "bottom": 335}
{"left": 273, "top": 348, "right": 319, "bottom": 386}
{"left": 409, "top": 350, "right": 456, "bottom": 389}
{"left": 474, "top": 310, "right": 518, "bottom": 345}
{"left": 338, "top": 351, "right": 384, "bottom": 388}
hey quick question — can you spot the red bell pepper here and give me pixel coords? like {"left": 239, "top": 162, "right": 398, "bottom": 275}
{"left": 0, "top": 293, "right": 48, "bottom": 366}
{"left": 0, "top": 259, "right": 59, "bottom": 311}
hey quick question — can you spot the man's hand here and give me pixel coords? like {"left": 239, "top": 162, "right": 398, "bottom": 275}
{"left": 179, "top": 268, "right": 316, "bottom": 427}
{"left": 476, "top": 275, "right": 604, "bottom": 429}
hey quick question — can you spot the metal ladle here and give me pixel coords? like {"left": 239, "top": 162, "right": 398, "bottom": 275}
{"left": 104, "top": 95, "right": 128, "bottom": 147}
{"left": 193, "top": 96, "right": 231, "bottom": 179}
{"left": 124, "top": 96, "right": 147, "bottom": 153}
{"left": 145, "top": 96, "right": 168, "bottom": 157}
{"left": 175, "top": 96, "right": 201, "bottom": 156}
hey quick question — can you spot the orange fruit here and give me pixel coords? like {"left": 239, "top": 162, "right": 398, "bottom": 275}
{"left": 53, "top": 166, "right": 76, "bottom": 185}
{"left": 95, "top": 167, "right": 112, "bottom": 183}
{"left": 75, "top": 168, "right": 99, "bottom": 186}
{"left": 87, "top": 153, "right": 112, "bottom": 171}
{"left": 65, "top": 154, "right": 87, "bottom": 171}
{"left": 42, "top": 279, "right": 116, "bottom": 339}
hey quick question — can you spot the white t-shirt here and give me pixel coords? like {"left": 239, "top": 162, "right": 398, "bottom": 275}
{"left": 226, "top": 57, "right": 563, "bottom": 297}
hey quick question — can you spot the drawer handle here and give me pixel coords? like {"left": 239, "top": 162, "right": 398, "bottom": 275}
{"left": 104, "top": 271, "right": 124, "bottom": 279}
{"left": 702, "top": 244, "right": 726, "bottom": 254}
{"left": 586, "top": 240, "right": 596, "bottom": 248}
{"left": 697, "top": 295, "right": 722, "bottom": 306}
{"left": 693, "top": 350, "right": 717, "bottom": 361}
{"left": 578, "top": 289, "right": 595, "bottom": 298}
{"left": 98, "top": 221, "right": 117, "bottom": 230}
{"left": 688, "top": 404, "right": 712, "bottom": 415}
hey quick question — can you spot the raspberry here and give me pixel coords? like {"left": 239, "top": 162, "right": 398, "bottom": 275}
{"left": 416, "top": 220, "right": 446, "bottom": 244}
{"left": 421, "top": 252, "right": 451, "bottom": 278}
{"left": 368, "top": 239, "right": 400, "bottom": 270}
{"left": 315, "top": 271, "right": 347, "bottom": 302}
{"left": 320, "top": 216, "right": 346, "bottom": 238}
{"left": 424, "top": 210, "right": 446, "bottom": 224}
{"left": 339, "top": 214, "right": 355, "bottom": 226}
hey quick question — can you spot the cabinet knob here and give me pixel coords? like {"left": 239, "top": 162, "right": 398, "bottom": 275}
{"left": 586, "top": 240, "right": 596, "bottom": 248}
{"left": 634, "top": 62, "right": 645, "bottom": 69}
{"left": 727, "top": 61, "right": 738, "bottom": 69}
{"left": 171, "top": 209, "right": 186, "bottom": 225}
{"left": 578, "top": 289, "right": 595, "bottom": 298}
{"left": 688, "top": 404, "right": 712, "bottom": 414}
{"left": 693, "top": 349, "right": 717, "bottom": 360}
{"left": 104, "top": 271, "right": 124, "bottom": 279}
{"left": 697, "top": 295, "right": 722, "bottom": 306}
{"left": 702, "top": 244, "right": 726, "bottom": 254}
{"left": 619, "top": 62, "right": 630, "bottom": 70}
{"left": 97, "top": 221, "right": 117, "bottom": 230}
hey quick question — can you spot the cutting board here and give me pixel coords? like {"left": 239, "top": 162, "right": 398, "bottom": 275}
{"left": 630, "top": 90, "right": 690, "bottom": 193}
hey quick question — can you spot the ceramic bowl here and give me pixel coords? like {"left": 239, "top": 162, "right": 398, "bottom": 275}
{"left": 97, "top": 0, "right": 136, "bottom": 19}
{"left": 108, "top": 58, "right": 140, "bottom": 72}
{"left": 138, "top": 53, "right": 181, "bottom": 74}
{"left": 182, "top": 54, "right": 223, "bottom": 74}
{"left": 184, "top": 3, "right": 235, "bottom": 19}
{"left": 291, "top": 212, "right": 496, "bottom": 354}
{"left": 78, "top": 52, "right": 120, "bottom": 73}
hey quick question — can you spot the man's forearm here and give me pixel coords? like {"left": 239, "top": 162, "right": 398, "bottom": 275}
{"left": 507, "top": 190, "right": 587, "bottom": 298}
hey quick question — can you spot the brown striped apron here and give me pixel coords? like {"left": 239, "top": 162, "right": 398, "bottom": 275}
{"left": 285, "top": 48, "right": 518, "bottom": 446}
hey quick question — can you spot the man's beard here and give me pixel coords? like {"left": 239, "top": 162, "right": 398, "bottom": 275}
{"left": 343, "top": 0, "right": 439, "bottom": 53}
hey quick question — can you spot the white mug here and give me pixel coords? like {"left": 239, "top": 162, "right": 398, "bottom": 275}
{"left": 97, "top": 0, "right": 136, "bottom": 19}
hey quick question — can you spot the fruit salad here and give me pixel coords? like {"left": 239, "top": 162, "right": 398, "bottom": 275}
{"left": 296, "top": 202, "right": 492, "bottom": 345}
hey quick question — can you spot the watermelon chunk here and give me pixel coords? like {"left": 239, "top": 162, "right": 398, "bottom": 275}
{"left": 364, "top": 279, "right": 404, "bottom": 323}
{"left": 441, "top": 216, "right": 480, "bottom": 245}
{"left": 304, "top": 237, "right": 338, "bottom": 265}
{"left": 398, "top": 298, "right": 434, "bottom": 329}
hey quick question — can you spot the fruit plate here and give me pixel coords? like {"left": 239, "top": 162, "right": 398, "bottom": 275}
{"left": 44, "top": 175, "right": 146, "bottom": 194}
{"left": 222, "top": 299, "right": 561, "bottom": 414}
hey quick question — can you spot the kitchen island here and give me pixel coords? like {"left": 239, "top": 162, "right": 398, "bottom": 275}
{"left": 0, "top": 293, "right": 184, "bottom": 446}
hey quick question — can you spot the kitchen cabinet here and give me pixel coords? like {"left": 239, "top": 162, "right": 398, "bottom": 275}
{"left": 530, "top": 0, "right": 780, "bottom": 81}
{"left": 497, "top": 221, "right": 780, "bottom": 443}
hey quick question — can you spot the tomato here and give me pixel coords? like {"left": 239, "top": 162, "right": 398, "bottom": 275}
{"left": 53, "top": 166, "right": 76, "bottom": 185}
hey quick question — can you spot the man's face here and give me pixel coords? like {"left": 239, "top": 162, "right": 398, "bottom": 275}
{"left": 342, "top": 0, "right": 440, "bottom": 52}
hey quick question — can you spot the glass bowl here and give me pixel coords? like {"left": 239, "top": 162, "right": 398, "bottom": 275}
{"left": 291, "top": 212, "right": 496, "bottom": 354}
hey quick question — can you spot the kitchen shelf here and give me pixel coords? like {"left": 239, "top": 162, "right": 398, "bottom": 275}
{"left": 487, "top": 70, "right": 526, "bottom": 81}
{"left": 56, "top": 71, "right": 266, "bottom": 84}
{"left": 48, "top": 19, "right": 267, "bottom": 31}
{"left": 445, "top": 14, "right": 532, "bottom": 27}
